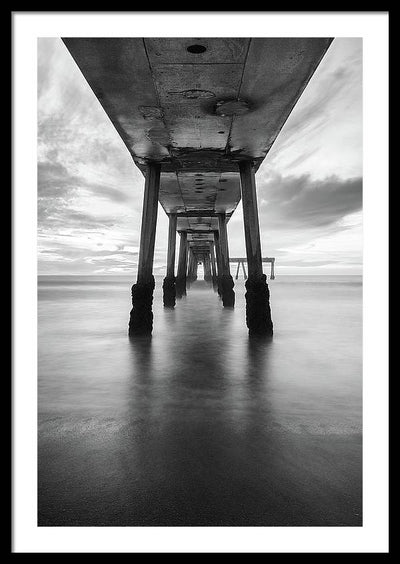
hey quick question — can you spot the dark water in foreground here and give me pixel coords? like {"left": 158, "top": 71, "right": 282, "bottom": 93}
{"left": 38, "top": 275, "right": 362, "bottom": 526}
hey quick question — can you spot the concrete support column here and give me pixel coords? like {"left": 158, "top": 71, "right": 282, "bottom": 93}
{"left": 217, "top": 214, "right": 235, "bottom": 308}
{"left": 239, "top": 160, "right": 273, "bottom": 335}
{"left": 163, "top": 213, "right": 177, "bottom": 308}
{"left": 187, "top": 248, "right": 194, "bottom": 283}
{"left": 187, "top": 248, "right": 197, "bottom": 286}
{"left": 176, "top": 231, "right": 188, "bottom": 299}
{"left": 214, "top": 230, "right": 223, "bottom": 297}
{"left": 210, "top": 241, "right": 218, "bottom": 291}
{"left": 193, "top": 255, "right": 199, "bottom": 281}
{"left": 129, "top": 162, "right": 161, "bottom": 336}
{"left": 270, "top": 258, "right": 275, "bottom": 280}
{"left": 204, "top": 252, "right": 212, "bottom": 284}
{"left": 235, "top": 262, "right": 240, "bottom": 280}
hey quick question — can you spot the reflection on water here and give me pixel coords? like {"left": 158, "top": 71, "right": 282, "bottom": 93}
{"left": 38, "top": 275, "right": 362, "bottom": 526}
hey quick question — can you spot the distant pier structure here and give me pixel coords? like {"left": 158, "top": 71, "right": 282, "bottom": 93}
{"left": 230, "top": 258, "right": 275, "bottom": 280}
{"left": 62, "top": 38, "right": 332, "bottom": 336}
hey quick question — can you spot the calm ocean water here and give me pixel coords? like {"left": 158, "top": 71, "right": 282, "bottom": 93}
{"left": 38, "top": 274, "right": 362, "bottom": 526}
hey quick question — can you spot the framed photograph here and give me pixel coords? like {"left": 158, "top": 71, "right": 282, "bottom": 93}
{"left": 12, "top": 11, "right": 389, "bottom": 554}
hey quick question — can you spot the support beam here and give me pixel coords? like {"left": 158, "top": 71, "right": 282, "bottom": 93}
{"left": 176, "top": 231, "right": 188, "bottom": 299}
{"left": 239, "top": 160, "right": 273, "bottom": 335}
{"left": 193, "top": 257, "right": 198, "bottom": 281}
{"left": 214, "top": 230, "right": 223, "bottom": 297}
{"left": 242, "top": 261, "right": 248, "bottom": 280}
{"left": 129, "top": 162, "right": 161, "bottom": 336}
{"left": 210, "top": 242, "right": 217, "bottom": 277}
{"left": 204, "top": 252, "right": 212, "bottom": 284}
{"left": 218, "top": 214, "right": 230, "bottom": 275}
{"left": 235, "top": 262, "right": 240, "bottom": 280}
{"left": 163, "top": 213, "right": 177, "bottom": 308}
{"left": 210, "top": 241, "right": 218, "bottom": 291}
{"left": 187, "top": 248, "right": 197, "bottom": 286}
{"left": 213, "top": 231, "right": 222, "bottom": 278}
{"left": 187, "top": 248, "right": 194, "bottom": 282}
{"left": 217, "top": 214, "right": 235, "bottom": 308}
{"left": 270, "top": 258, "right": 275, "bottom": 280}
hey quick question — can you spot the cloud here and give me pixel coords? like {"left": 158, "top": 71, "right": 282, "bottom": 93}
{"left": 82, "top": 182, "right": 132, "bottom": 204}
{"left": 38, "top": 156, "right": 134, "bottom": 234}
{"left": 258, "top": 173, "right": 362, "bottom": 229}
{"left": 279, "top": 64, "right": 356, "bottom": 140}
{"left": 38, "top": 160, "right": 81, "bottom": 224}
{"left": 61, "top": 210, "right": 117, "bottom": 228}
{"left": 38, "top": 161, "right": 80, "bottom": 199}
{"left": 262, "top": 38, "right": 362, "bottom": 180}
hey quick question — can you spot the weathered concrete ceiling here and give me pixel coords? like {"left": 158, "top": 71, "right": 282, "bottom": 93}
{"left": 62, "top": 37, "right": 333, "bottom": 235}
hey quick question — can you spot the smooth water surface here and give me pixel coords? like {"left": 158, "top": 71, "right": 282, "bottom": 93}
{"left": 38, "top": 275, "right": 362, "bottom": 526}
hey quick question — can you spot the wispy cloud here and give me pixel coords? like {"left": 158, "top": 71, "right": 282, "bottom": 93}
{"left": 258, "top": 173, "right": 362, "bottom": 229}
{"left": 263, "top": 38, "right": 362, "bottom": 181}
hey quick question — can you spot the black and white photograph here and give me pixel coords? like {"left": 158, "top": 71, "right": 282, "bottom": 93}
{"left": 12, "top": 11, "right": 389, "bottom": 553}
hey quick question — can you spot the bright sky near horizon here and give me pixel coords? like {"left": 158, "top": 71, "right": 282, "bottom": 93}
{"left": 37, "top": 37, "right": 362, "bottom": 276}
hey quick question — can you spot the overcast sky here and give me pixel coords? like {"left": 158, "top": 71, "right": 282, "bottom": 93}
{"left": 38, "top": 37, "right": 362, "bottom": 276}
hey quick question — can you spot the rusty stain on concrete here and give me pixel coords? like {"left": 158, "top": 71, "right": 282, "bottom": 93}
{"left": 168, "top": 89, "right": 216, "bottom": 99}
{"left": 215, "top": 99, "right": 251, "bottom": 116}
{"left": 138, "top": 105, "right": 164, "bottom": 120}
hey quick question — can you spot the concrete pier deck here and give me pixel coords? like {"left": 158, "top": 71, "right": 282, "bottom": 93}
{"left": 63, "top": 38, "right": 332, "bottom": 255}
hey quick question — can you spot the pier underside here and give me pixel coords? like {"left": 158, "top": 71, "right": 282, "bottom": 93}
{"left": 63, "top": 37, "right": 333, "bottom": 334}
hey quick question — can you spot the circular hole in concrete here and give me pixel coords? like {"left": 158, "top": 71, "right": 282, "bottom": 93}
{"left": 187, "top": 44, "right": 207, "bottom": 54}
